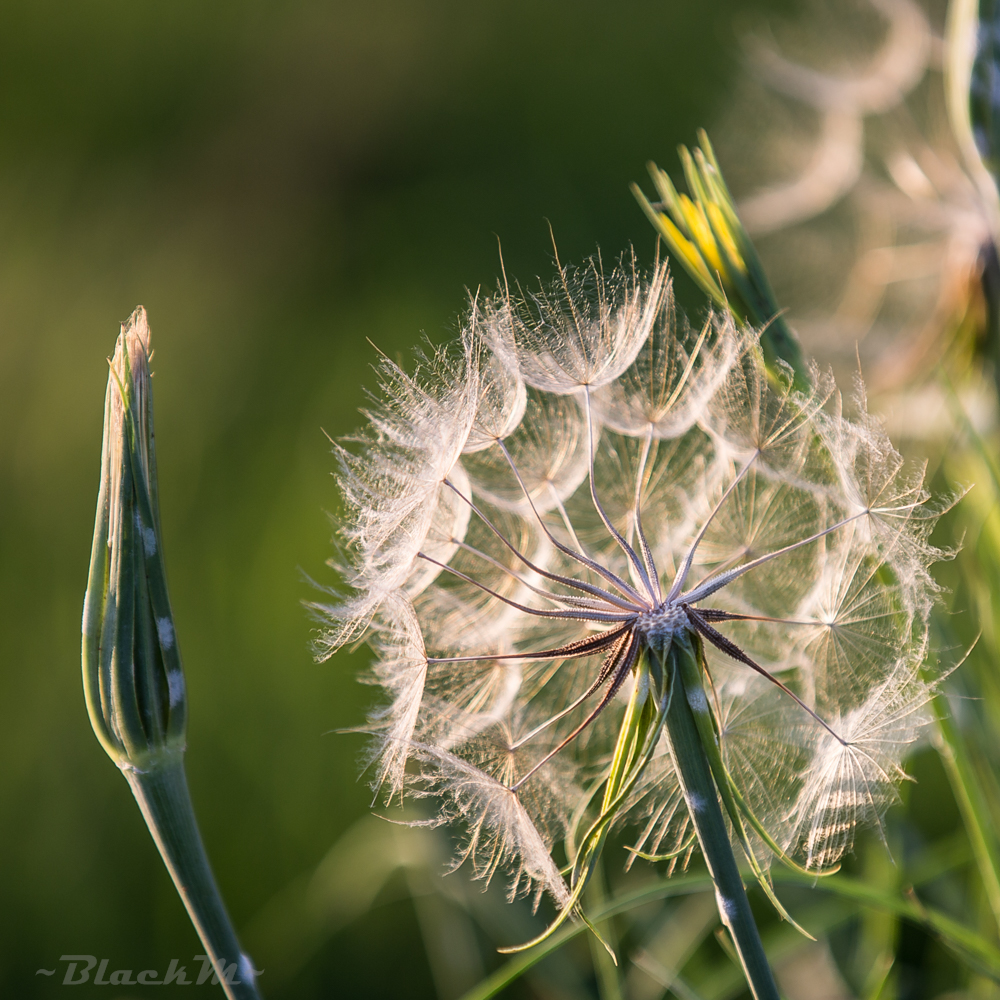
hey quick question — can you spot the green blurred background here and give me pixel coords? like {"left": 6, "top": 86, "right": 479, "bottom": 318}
{"left": 0, "top": 1, "right": 798, "bottom": 996}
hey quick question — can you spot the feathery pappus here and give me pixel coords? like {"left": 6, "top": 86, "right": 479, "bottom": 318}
{"left": 313, "top": 250, "right": 947, "bottom": 945}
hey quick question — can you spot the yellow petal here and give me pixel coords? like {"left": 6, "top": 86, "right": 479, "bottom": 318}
{"left": 706, "top": 202, "right": 747, "bottom": 275}
{"left": 656, "top": 214, "right": 721, "bottom": 295}
{"left": 679, "top": 195, "right": 725, "bottom": 278}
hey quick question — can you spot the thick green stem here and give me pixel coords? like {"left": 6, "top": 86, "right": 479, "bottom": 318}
{"left": 661, "top": 638, "right": 779, "bottom": 1000}
{"left": 124, "top": 753, "right": 262, "bottom": 1000}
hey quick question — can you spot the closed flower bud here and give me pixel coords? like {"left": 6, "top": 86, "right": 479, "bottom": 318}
{"left": 81, "top": 308, "right": 260, "bottom": 1000}
{"left": 82, "top": 307, "right": 186, "bottom": 771}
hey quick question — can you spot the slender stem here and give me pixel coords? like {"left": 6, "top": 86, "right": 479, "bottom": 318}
{"left": 123, "top": 753, "right": 262, "bottom": 1000}
{"left": 661, "top": 637, "right": 779, "bottom": 1000}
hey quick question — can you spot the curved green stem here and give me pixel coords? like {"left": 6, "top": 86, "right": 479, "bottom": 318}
{"left": 124, "top": 753, "right": 262, "bottom": 1000}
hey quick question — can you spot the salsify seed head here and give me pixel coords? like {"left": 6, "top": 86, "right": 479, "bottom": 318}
{"left": 315, "top": 251, "right": 949, "bottom": 905}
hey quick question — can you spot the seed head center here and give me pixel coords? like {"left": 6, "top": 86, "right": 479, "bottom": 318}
{"left": 635, "top": 602, "right": 689, "bottom": 643}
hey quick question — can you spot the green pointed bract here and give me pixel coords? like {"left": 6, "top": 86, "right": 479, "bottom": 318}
{"left": 633, "top": 129, "right": 809, "bottom": 390}
{"left": 82, "top": 309, "right": 262, "bottom": 1000}
{"left": 499, "top": 656, "right": 671, "bottom": 960}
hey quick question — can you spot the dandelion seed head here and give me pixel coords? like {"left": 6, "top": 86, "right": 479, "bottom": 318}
{"left": 321, "top": 250, "right": 944, "bottom": 900}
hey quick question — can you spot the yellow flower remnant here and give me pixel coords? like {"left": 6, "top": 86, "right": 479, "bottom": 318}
{"left": 633, "top": 130, "right": 806, "bottom": 389}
